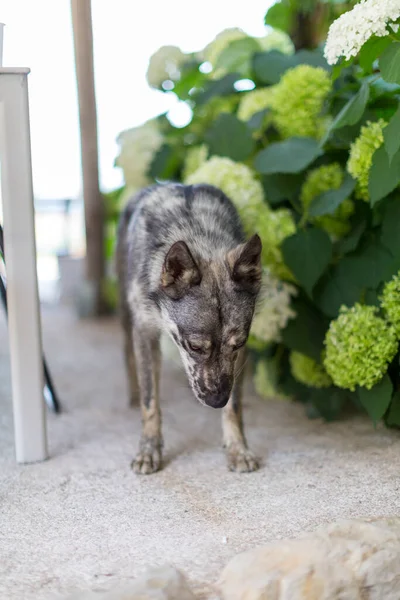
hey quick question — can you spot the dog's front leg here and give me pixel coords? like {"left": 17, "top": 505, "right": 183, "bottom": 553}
{"left": 222, "top": 348, "right": 259, "bottom": 473}
{"left": 131, "top": 328, "right": 163, "bottom": 474}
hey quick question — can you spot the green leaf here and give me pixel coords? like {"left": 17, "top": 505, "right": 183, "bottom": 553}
{"left": 281, "top": 296, "right": 329, "bottom": 362}
{"left": 386, "top": 390, "right": 400, "bottom": 428}
{"left": 332, "top": 58, "right": 352, "bottom": 82}
{"left": 295, "top": 49, "right": 330, "bottom": 71}
{"left": 172, "top": 64, "right": 206, "bottom": 100}
{"left": 370, "top": 78, "right": 400, "bottom": 99}
{"left": 252, "top": 50, "right": 294, "bottom": 84}
{"left": 205, "top": 113, "right": 254, "bottom": 162}
{"left": 328, "top": 120, "right": 365, "bottom": 149}
{"left": 264, "top": 2, "right": 294, "bottom": 32}
{"left": 103, "top": 186, "right": 125, "bottom": 219}
{"left": 105, "top": 222, "right": 117, "bottom": 261}
{"left": 384, "top": 104, "right": 400, "bottom": 165}
{"left": 247, "top": 109, "right": 269, "bottom": 131}
{"left": 359, "top": 36, "right": 392, "bottom": 73}
{"left": 382, "top": 255, "right": 400, "bottom": 283}
{"left": 149, "top": 144, "right": 181, "bottom": 180}
{"left": 315, "top": 236, "right": 391, "bottom": 317}
{"left": 279, "top": 374, "right": 311, "bottom": 405}
{"left": 369, "top": 145, "right": 400, "bottom": 206}
{"left": 254, "top": 137, "right": 322, "bottom": 175}
{"left": 348, "top": 240, "right": 394, "bottom": 289}
{"left": 215, "top": 37, "right": 261, "bottom": 78}
{"left": 314, "top": 263, "right": 365, "bottom": 318}
{"left": 381, "top": 193, "right": 400, "bottom": 257}
{"left": 252, "top": 48, "right": 329, "bottom": 85}
{"left": 380, "top": 42, "right": 400, "bottom": 84}
{"left": 364, "top": 288, "right": 380, "bottom": 307}
{"left": 195, "top": 73, "right": 240, "bottom": 105}
{"left": 309, "top": 173, "right": 355, "bottom": 217}
{"left": 262, "top": 173, "right": 303, "bottom": 206}
{"left": 322, "top": 82, "right": 369, "bottom": 144}
{"left": 334, "top": 82, "right": 370, "bottom": 129}
{"left": 336, "top": 219, "right": 366, "bottom": 256}
{"left": 371, "top": 193, "right": 389, "bottom": 227}
{"left": 358, "top": 374, "right": 393, "bottom": 425}
{"left": 307, "top": 388, "right": 348, "bottom": 422}
{"left": 282, "top": 228, "right": 332, "bottom": 296}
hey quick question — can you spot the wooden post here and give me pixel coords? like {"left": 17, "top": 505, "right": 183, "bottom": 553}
{"left": 70, "top": 0, "right": 106, "bottom": 316}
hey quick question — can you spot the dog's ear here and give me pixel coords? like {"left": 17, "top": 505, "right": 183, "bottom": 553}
{"left": 227, "top": 234, "right": 262, "bottom": 294}
{"left": 161, "top": 241, "right": 201, "bottom": 299}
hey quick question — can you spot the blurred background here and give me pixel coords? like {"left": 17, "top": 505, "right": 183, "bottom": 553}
{"left": 0, "top": 0, "right": 271, "bottom": 305}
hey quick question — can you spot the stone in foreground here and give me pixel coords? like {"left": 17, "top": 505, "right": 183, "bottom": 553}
{"left": 66, "top": 565, "right": 195, "bottom": 600}
{"left": 218, "top": 517, "right": 400, "bottom": 600}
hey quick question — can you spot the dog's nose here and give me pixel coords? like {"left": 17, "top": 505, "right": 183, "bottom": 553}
{"left": 204, "top": 392, "right": 230, "bottom": 409}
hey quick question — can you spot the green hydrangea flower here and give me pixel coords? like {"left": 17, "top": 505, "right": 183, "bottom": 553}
{"left": 182, "top": 145, "right": 208, "bottom": 180}
{"left": 301, "top": 164, "right": 343, "bottom": 205}
{"left": 237, "top": 87, "right": 276, "bottom": 122}
{"left": 185, "top": 156, "right": 296, "bottom": 280}
{"left": 257, "top": 29, "right": 294, "bottom": 55}
{"left": 270, "top": 65, "right": 332, "bottom": 139}
{"left": 311, "top": 214, "right": 353, "bottom": 239}
{"left": 256, "top": 208, "right": 296, "bottom": 280}
{"left": 347, "top": 120, "right": 386, "bottom": 201}
{"left": 185, "top": 156, "right": 264, "bottom": 214}
{"left": 381, "top": 273, "right": 400, "bottom": 337}
{"left": 324, "top": 304, "right": 398, "bottom": 391}
{"left": 254, "top": 357, "right": 288, "bottom": 400}
{"left": 230, "top": 194, "right": 295, "bottom": 280}
{"left": 289, "top": 351, "right": 332, "bottom": 389}
{"left": 300, "top": 163, "right": 355, "bottom": 239}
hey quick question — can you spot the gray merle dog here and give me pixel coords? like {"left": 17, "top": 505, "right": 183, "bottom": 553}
{"left": 116, "top": 183, "right": 262, "bottom": 474}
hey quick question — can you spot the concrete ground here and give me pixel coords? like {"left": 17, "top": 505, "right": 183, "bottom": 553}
{"left": 1, "top": 305, "right": 400, "bottom": 599}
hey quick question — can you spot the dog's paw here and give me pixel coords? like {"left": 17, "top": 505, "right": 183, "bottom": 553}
{"left": 227, "top": 447, "right": 259, "bottom": 473}
{"left": 131, "top": 440, "right": 162, "bottom": 475}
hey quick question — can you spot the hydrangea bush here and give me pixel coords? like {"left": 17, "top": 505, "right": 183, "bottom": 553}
{"left": 109, "top": 0, "right": 400, "bottom": 426}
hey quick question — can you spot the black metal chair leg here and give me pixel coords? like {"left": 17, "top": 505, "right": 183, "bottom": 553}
{"left": 43, "top": 359, "right": 61, "bottom": 413}
{"left": 0, "top": 269, "right": 7, "bottom": 314}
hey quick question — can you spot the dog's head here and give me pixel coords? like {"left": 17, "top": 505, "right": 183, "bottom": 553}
{"left": 158, "top": 234, "right": 262, "bottom": 408}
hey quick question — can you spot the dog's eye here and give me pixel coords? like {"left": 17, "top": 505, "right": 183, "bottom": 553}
{"left": 232, "top": 340, "right": 246, "bottom": 351}
{"left": 187, "top": 341, "right": 205, "bottom": 354}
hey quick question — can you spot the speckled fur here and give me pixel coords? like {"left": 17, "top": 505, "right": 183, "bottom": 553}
{"left": 116, "top": 183, "right": 262, "bottom": 474}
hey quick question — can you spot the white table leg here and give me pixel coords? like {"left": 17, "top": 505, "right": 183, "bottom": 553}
{"left": 0, "top": 69, "right": 48, "bottom": 463}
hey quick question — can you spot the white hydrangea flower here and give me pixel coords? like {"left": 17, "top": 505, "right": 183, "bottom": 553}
{"left": 250, "top": 269, "right": 297, "bottom": 344}
{"left": 115, "top": 120, "right": 164, "bottom": 198}
{"left": 146, "top": 45, "right": 187, "bottom": 89}
{"left": 200, "top": 28, "right": 248, "bottom": 66}
{"left": 324, "top": 0, "right": 400, "bottom": 65}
